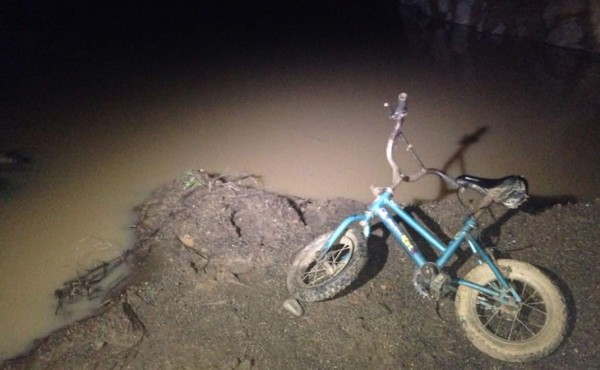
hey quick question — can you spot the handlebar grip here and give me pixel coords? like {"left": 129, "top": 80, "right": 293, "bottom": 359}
{"left": 396, "top": 93, "right": 407, "bottom": 115}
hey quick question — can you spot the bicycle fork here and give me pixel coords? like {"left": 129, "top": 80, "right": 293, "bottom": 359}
{"left": 454, "top": 223, "right": 523, "bottom": 305}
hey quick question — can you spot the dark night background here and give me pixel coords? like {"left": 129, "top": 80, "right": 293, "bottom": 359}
{"left": 1, "top": 1, "right": 408, "bottom": 109}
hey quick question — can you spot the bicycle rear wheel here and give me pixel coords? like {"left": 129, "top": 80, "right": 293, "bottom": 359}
{"left": 455, "top": 259, "right": 567, "bottom": 362}
{"left": 287, "top": 226, "right": 368, "bottom": 302}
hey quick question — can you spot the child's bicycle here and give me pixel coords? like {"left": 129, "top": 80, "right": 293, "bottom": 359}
{"left": 286, "top": 93, "right": 567, "bottom": 362}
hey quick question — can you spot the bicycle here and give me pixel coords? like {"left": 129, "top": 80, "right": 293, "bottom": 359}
{"left": 286, "top": 93, "right": 567, "bottom": 362}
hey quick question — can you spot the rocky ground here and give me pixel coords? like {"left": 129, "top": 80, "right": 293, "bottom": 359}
{"left": 3, "top": 170, "right": 600, "bottom": 369}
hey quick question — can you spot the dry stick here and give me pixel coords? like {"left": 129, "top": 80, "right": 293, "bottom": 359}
{"left": 54, "top": 253, "right": 131, "bottom": 314}
{"left": 181, "top": 244, "right": 210, "bottom": 273}
{"left": 181, "top": 244, "right": 209, "bottom": 259}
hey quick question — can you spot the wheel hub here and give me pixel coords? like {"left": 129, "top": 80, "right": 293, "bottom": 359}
{"left": 499, "top": 302, "right": 521, "bottom": 320}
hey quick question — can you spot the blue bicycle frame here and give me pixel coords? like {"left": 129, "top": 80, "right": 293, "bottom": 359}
{"left": 324, "top": 187, "right": 522, "bottom": 304}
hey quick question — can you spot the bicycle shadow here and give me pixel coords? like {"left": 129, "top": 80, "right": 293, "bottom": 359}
{"left": 478, "top": 194, "right": 577, "bottom": 249}
{"left": 533, "top": 265, "right": 577, "bottom": 341}
{"left": 434, "top": 126, "right": 488, "bottom": 200}
{"left": 346, "top": 223, "right": 390, "bottom": 294}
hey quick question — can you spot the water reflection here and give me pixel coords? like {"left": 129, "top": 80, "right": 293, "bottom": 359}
{"left": 1, "top": 5, "right": 599, "bottom": 363}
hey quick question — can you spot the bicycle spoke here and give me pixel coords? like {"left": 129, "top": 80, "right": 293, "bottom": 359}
{"left": 302, "top": 269, "right": 326, "bottom": 285}
{"left": 507, "top": 314, "right": 518, "bottom": 341}
{"left": 301, "top": 242, "right": 353, "bottom": 287}
{"left": 331, "top": 245, "right": 350, "bottom": 263}
{"left": 479, "top": 303, "right": 500, "bottom": 328}
{"left": 476, "top": 277, "right": 550, "bottom": 341}
{"left": 513, "top": 316, "right": 538, "bottom": 337}
{"left": 522, "top": 302, "right": 548, "bottom": 316}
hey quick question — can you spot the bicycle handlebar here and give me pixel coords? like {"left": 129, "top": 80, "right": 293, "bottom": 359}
{"left": 396, "top": 93, "right": 407, "bottom": 115}
{"left": 377, "top": 93, "right": 458, "bottom": 195}
{"left": 384, "top": 93, "right": 408, "bottom": 120}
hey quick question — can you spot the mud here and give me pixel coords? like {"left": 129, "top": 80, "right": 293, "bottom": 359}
{"left": 3, "top": 170, "right": 600, "bottom": 369}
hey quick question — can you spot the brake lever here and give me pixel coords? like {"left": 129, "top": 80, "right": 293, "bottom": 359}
{"left": 384, "top": 102, "right": 395, "bottom": 119}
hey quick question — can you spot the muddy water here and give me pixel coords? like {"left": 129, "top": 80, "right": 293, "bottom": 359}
{"left": 1, "top": 13, "right": 600, "bottom": 362}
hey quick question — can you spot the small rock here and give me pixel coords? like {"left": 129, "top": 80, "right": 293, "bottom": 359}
{"left": 178, "top": 234, "right": 195, "bottom": 247}
{"left": 230, "top": 357, "right": 254, "bottom": 369}
{"left": 282, "top": 298, "right": 303, "bottom": 316}
{"left": 93, "top": 341, "right": 107, "bottom": 351}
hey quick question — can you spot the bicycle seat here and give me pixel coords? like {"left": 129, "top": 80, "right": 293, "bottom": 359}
{"left": 456, "top": 175, "right": 529, "bottom": 209}
{"left": 456, "top": 175, "right": 518, "bottom": 190}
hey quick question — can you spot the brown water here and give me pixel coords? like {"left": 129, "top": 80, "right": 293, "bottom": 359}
{"left": 1, "top": 5, "right": 599, "bottom": 362}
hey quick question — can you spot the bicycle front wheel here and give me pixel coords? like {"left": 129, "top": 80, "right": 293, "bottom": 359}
{"left": 287, "top": 226, "right": 368, "bottom": 302}
{"left": 455, "top": 259, "right": 567, "bottom": 362}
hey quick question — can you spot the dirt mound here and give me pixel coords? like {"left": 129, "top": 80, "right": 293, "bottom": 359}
{"left": 4, "top": 170, "right": 600, "bottom": 369}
